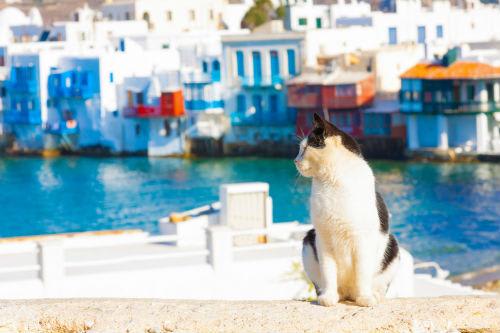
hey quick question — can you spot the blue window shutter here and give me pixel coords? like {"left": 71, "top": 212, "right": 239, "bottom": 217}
{"left": 236, "top": 51, "right": 245, "bottom": 78}
{"left": 252, "top": 51, "right": 262, "bottom": 84}
{"left": 287, "top": 49, "right": 296, "bottom": 76}
{"left": 270, "top": 51, "right": 280, "bottom": 84}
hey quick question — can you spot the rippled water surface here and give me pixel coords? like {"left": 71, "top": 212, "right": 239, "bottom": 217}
{"left": 0, "top": 157, "right": 498, "bottom": 274}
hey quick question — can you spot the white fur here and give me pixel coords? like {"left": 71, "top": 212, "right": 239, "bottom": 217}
{"left": 296, "top": 137, "right": 399, "bottom": 307}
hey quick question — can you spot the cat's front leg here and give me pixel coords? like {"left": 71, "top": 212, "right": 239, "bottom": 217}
{"left": 353, "top": 243, "right": 377, "bottom": 307}
{"left": 317, "top": 244, "right": 339, "bottom": 307}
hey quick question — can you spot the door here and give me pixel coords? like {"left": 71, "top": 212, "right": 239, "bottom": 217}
{"left": 252, "top": 94, "right": 263, "bottom": 124}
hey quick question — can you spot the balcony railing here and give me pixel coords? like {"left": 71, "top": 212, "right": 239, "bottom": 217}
{"left": 185, "top": 100, "right": 224, "bottom": 111}
{"left": 3, "top": 110, "right": 41, "bottom": 125}
{"left": 230, "top": 110, "right": 296, "bottom": 127}
{"left": 400, "top": 100, "right": 500, "bottom": 114}
{"left": 7, "top": 80, "right": 38, "bottom": 94}
{"left": 44, "top": 120, "right": 79, "bottom": 135}
{"left": 239, "top": 76, "right": 285, "bottom": 88}
{"left": 124, "top": 103, "right": 185, "bottom": 118}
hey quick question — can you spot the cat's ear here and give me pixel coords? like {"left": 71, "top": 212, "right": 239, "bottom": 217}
{"left": 313, "top": 113, "right": 324, "bottom": 128}
{"left": 323, "top": 118, "right": 362, "bottom": 156}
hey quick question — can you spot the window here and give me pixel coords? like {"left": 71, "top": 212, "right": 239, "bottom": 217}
{"left": 74, "top": 12, "right": 79, "bottom": 21}
{"left": 28, "top": 100, "right": 33, "bottom": 110}
{"left": 436, "top": 25, "right": 443, "bottom": 38}
{"left": 137, "top": 92, "right": 144, "bottom": 105}
{"left": 0, "top": 87, "right": 6, "bottom": 97}
{"left": 135, "top": 124, "right": 141, "bottom": 136}
{"left": 388, "top": 27, "right": 397, "bottom": 45}
{"left": 316, "top": 17, "right": 322, "bottom": 29}
{"left": 209, "top": 9, "right": 214, "bottom": 20}
{"left": 189, "top": 9, "right": 196, "bottom": 21}
{"left": 424, "top": 91, "right": 432, "bottom": 103}
{"left": 237, "top": 94, "right": 246, "bottom": 113}
{"left": 163, "top": 120, "right": 171, "bottom": 136}
{"left": 412, "top": 91, "right": 420, "bottom": 101}
{"left": 125, "top": 12, "right": 131, "bottom": 20}
{"left": 467, "top": 84, "right": 475, "bottom": 101}
{"left": 486, "top": 83, "right": 494, "bottom": 102}
{"left": 109, "top": 72, "right": 114, "bottom": 83}
{"left": 236, "top": 51, "right": 245, "bottom": 78}
{"left": 298, "top": 18, "right": 307, "bottom": 26}
{"left": 287, "top": 49, "right": 296, "bottom": 76}
{"left": 166, "top": 10, "right": 172, "bottom": 21}
{"left": 417, "top": 26, "right": 426, "bottom": 44}
{"left": 202, "top": 61, "right": 208, "bottom": 73}
{"left": 212, "top": 60, "right": 221, "bottom": 82}
{"left": 0, "top": 55, "right": 4, "bottom": 67}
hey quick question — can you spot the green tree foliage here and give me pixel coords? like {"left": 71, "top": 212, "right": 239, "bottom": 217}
{"left": 241, "top": 0, "right": 284, "bottom": 30}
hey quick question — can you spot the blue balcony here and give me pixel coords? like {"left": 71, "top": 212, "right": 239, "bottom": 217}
{"left": 44, "top": 120, "right": 79, "bottom": 135}
{"left": 185, "top": 100, "right": 224, "bottom": 111}
{"left": 8, "top": 66, "right": 38, "bottom": 94}
{"left": 48, "top": 69, "right": 96, "bottom": 99}
{"left": 230, "top": 109, "right": 296, "bottom": 127}
{"left": 240, "top": 76, "right": 285, "bottom": 88}
{"left": 3, "top": 109, "right": 41, "bottom": 125}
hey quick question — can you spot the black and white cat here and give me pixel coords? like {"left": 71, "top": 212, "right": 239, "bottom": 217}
{"left": 295, "top": 113, "right": 399, "bottom": 307}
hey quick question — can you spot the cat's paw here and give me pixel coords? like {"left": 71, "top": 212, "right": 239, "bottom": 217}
{"left": 317, "top": 291, "right": 339, "bottom": 307}
{"left": 355, "top": 295, "right": 378, "bottom": 307}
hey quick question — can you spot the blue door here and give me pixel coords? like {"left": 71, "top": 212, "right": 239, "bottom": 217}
{"left": 287, "top": 49, "right": 296, "bottom": 76}
{"left": 388, "top": 27, "right": 397, "bottom": 45}
{"left": 270, "top": 51, "right": 280, "bottom": 84}
{"left": 252, "top": 94, "right": 263, "bottom": 124}
{"left": 252, "top": 51, "right": 262, "bottom": 85}
{"left": 236, "top": 51, "right": 245, "bottom": 78}
{"left": 417, "top": 26, "right": 426, "bottom": 44}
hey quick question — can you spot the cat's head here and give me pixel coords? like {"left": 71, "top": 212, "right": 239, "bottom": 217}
{"left": 294, "top": 113, "right": 362, "bottom": 178}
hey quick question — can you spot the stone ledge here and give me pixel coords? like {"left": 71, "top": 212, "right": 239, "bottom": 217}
{"left": 0, "top": 296, "right": 499, "bottom": 333}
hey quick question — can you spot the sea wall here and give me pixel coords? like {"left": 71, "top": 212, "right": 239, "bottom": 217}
{"left": 1, "top": 296, "right": 499, "bottom": 333}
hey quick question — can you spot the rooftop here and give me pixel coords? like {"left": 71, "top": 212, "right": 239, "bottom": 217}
{"left": 401, "top": 61, "right": 500, "bottom": 80}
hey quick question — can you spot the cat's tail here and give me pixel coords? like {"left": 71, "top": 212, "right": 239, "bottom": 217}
{"left": 302, "top": 229, "right": 323, "bottom": 296}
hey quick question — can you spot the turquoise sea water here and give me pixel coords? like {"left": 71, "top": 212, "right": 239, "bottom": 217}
{"left": 0, "top": 157, "right": 499, "bottom": 274}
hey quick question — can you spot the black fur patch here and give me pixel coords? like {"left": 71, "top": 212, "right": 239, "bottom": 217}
{"left": 307, "top": 113, "right": 362, "bottom": 156}
{"left": 376, "top": 191, "right": 389, "bottom": 233}
{"left": 303, "top": 229, "right": 318, "bottom": 261}
{"left": 381, "top": 234, "right": 399, "bottom": 272}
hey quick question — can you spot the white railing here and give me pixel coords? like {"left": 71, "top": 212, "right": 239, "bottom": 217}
{"left": 0, "top": 223, "right": 313, "bottom": 289}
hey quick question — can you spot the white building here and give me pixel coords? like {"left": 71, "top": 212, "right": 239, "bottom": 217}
{"left": 286, "top": 0, "right": 500, "bottom": 67}
{"left": 100, "top": 0, "right": 226, "bottom": 33}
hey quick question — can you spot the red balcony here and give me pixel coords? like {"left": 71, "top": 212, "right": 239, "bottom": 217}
{"left": 124, "top": 90, "right": 186, "bottom": 118}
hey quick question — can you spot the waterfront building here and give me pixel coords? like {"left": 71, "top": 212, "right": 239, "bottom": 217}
{"left": 121, "top": 73, "right": 188, "bottom": 156}
{"left": 221, "top": 27, "right": 304, "bottom": 152}
{"left": 288, "top": 69, "right": 375, "bottom": 137}
{"left": 2, "top": 49, "right": 67, "bottom": 151}
{"left": 400, "top": 54, "right": 500, "bottom": 153}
